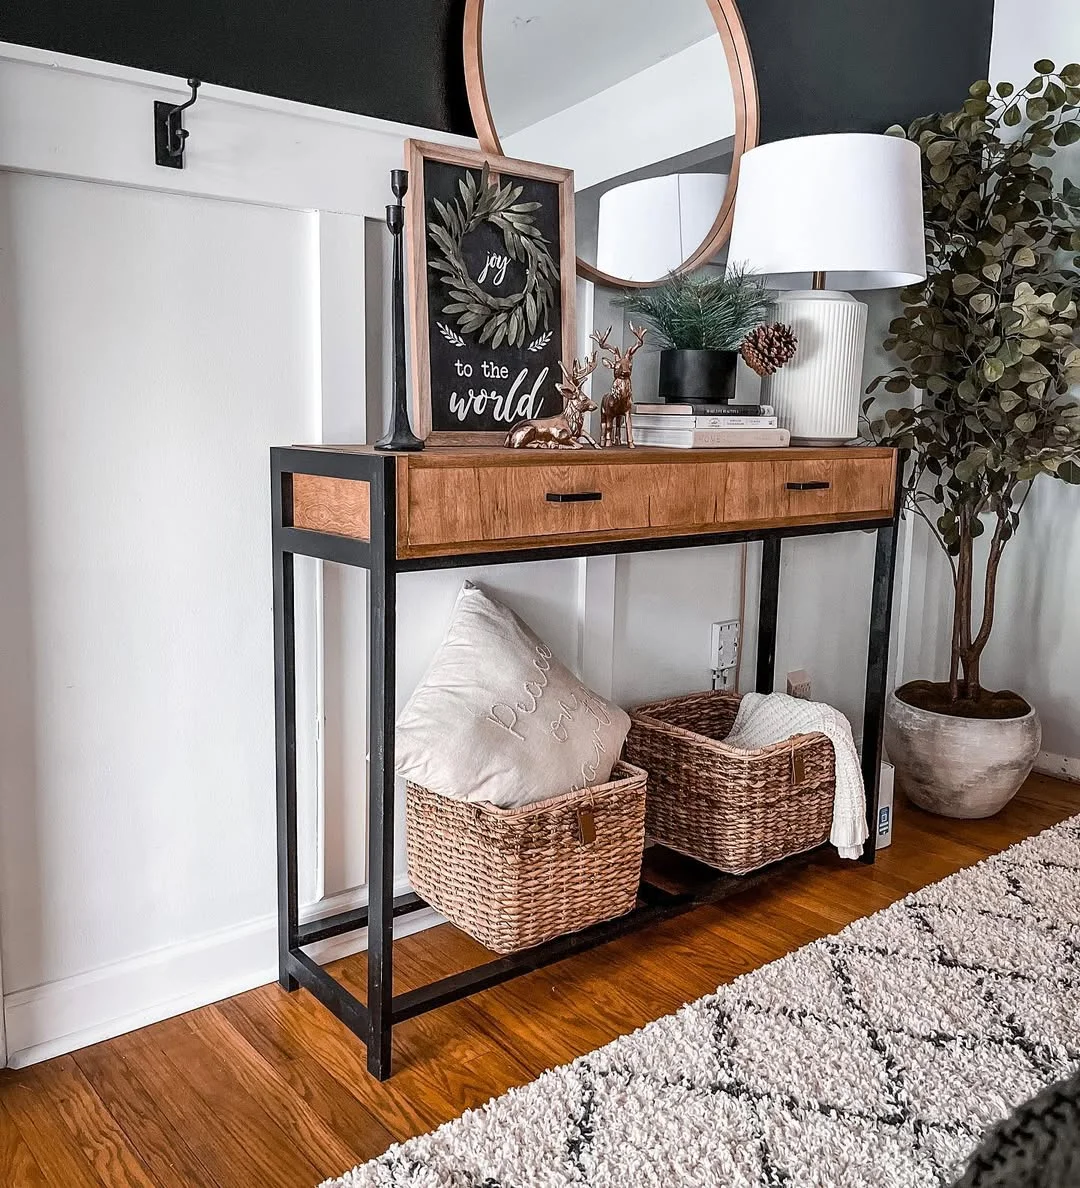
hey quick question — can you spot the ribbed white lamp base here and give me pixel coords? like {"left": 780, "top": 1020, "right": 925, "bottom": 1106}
{"left": 762, "top": 291, "right": 868, "bottom": 444}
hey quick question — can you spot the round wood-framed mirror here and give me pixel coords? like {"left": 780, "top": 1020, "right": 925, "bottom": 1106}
{"left": 464, "top": 0, "right": 759, "bottom": 288}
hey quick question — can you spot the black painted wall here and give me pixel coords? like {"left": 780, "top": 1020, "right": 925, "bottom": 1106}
{"left": 740, "top": 0, "right": 994, "bottom": 141}
{"left": 0, "top": 0, "right": 473, "bottom": 133}
{"left": 0, "top": 0, "right": 992, "bottom": 139}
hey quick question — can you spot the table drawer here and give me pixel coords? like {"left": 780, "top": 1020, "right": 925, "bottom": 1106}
{"left": 723, "top": 457, "right": 895, "bottom": 524}
{"left": 399, "top": 449, "right": 896, "bottom": 554}
{"left": 479, "top": 463, "right": 651, "bottom": 541}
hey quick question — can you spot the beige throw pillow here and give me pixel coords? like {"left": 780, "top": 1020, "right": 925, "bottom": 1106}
{"left": 395, "top": 582, "right": 630, "bottom": 807}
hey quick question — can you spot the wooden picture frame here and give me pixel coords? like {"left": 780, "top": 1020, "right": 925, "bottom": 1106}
{"left": 405, "top": 139, "right": 577, "bottom": 446}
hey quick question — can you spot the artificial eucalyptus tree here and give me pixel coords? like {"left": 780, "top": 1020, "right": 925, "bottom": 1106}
{"left": 866, "top": 60, "right": 1080, "bottom": 710}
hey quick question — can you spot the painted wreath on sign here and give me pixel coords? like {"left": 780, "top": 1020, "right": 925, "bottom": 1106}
{"left": 427, "top": 163, "right": 558, "bottom": 349}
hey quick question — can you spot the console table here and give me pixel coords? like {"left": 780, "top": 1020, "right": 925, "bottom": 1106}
{"left": 270, "top": 443, "right": 901, "bottom": 1079}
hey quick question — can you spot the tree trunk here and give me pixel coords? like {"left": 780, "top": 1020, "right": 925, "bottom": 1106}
{"left": 948, "top": 565, "right": 963, "bottom": 701}
{"left": 963, "top": 511, "right": 1009, "bottom": 703}
{"left": 950, "top": 514, "right": 974, "bottom": 703}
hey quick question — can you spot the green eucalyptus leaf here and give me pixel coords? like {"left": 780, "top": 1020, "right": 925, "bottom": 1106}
{"left": 1027, "top": 96, "right": 1050, "bottom": 121}
{"left": 953, "top": 274, "right": 980, "bottom": 295}
{"left": 1034, "top": 59, "right": 1055, "bottom": 74}
{"left": 927, "top": 139, "right": 954, "bottom": 164}
{"left": 999, "top": 390, "right": 1022, "bottom": 413}
{"left": 1020, "top": 359, "right": 1052, "bottom": 382}
{"left": 1045, "top": 81, "right": 1066, "bottom": 109}
{"left": 1004, "top": 106, "right": 1023, "bottom": 127}
{"left": 1014, "top": 411, "right": 1038, "bottom": 433}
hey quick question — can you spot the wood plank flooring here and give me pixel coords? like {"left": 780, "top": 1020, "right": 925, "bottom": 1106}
{"left": 2, "top": 774, "right": 1077, "bottom": 1187}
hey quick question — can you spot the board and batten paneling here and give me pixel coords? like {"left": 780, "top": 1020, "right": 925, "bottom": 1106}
{"left": 0, "top": 44, "right": 592, "bottom": 1069}
{"left": 0, "top": 170, "right": 325, "bottom": 1052}
{"left": 0, "top": 43, "right": 461, "bottom": 1067}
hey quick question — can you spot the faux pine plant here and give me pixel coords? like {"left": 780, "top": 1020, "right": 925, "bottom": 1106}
{"left": 865, "top": 60, "right": 1080, "bottom": 709}
{"left": 620, "top": 268, "right": 774, "bottom": 351}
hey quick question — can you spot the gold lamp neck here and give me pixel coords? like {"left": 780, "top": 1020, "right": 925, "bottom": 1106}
{"left": 812, "top": 271, "right": 827, "bottom": 290}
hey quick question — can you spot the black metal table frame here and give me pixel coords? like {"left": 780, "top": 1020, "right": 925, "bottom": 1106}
{"left": 271, "top": 446, "right": 901, "bottom": 1080}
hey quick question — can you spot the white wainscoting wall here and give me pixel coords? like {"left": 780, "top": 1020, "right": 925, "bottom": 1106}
{"left": 0, "top": 42, "right": 906, "bottom": 1068}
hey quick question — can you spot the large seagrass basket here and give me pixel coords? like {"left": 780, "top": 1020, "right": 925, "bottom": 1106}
{"left": 625, "top": 692, "right": 834, "bottom": 874}
{"left": 405, "top": 761, "right": 648, "bottom": 954}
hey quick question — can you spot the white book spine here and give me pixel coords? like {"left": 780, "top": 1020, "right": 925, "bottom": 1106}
{"left": 633, "top": 415, "right": 778, "bottom": 430}
{"left": 635, "top": 428, "right": 792, "bottom": 449}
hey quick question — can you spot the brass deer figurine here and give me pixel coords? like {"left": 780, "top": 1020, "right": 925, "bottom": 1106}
{"left": 505, "top": 354, "right": 601, "bottom": 449}
{"left": 591, "top": 324, "right": 647, "bottom": 448}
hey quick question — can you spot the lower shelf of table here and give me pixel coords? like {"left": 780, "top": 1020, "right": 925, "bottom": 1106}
{"left": 284, "top": 841, "right": 833, "bottom": 1041}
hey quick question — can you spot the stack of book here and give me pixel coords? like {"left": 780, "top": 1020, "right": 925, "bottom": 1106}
{"left": 631, "top": 402, "right": 789, "bottom": 449}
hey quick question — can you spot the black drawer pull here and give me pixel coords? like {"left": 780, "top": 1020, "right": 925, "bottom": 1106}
{"left": 546, "top": 491, "right": 603, "bottom": 503}
{"left": 786, "top": 480, "right": 831, "bottom": 491}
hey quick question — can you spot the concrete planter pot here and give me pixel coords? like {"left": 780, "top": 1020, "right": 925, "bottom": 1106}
{"left": 884, "top": 690, "right": 1041, "bottom": 818}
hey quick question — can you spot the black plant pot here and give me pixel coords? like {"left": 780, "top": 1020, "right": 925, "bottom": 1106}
{"left": 657, "top": 349, "right": 739, "bottom": 404}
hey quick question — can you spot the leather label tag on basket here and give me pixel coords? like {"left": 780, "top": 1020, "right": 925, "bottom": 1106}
{"left": 791, "top": 749, "right": 807, "bottom": 786}
{"left": 576, "top": 807, "right": 596, "bottom": 846}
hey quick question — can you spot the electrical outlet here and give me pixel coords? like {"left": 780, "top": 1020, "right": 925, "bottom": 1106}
{"left": 787, "top": 669, "right": 812, "bottom": 699}
{"left": 711, "top": 620, "right": 740, "bottom": 682}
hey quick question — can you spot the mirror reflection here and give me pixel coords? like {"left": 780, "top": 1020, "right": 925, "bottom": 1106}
{"left": 478, "top": 0, "right": 748, "bottom": 285}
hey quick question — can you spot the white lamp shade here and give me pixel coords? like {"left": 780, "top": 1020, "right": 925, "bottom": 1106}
{"left": 726, "top": 133, "right": 926, "bottom": 289}
{"left": 597, "top": 173, "right": 729, "bottom": 282}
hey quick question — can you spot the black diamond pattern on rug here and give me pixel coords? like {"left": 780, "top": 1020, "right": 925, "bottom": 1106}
{"left": 323, "top": 818, "right": 1080, "bottom": 1188}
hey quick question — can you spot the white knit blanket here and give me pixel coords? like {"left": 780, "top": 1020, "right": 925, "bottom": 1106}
{"left": 725, "top": 691, "right": 868, "bottom": 859}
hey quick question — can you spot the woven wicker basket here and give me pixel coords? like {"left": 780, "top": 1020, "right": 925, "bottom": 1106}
{"left": 625, "top": 692, "right": 834, "bottom": 875}
{"left": 405, "top": 761, "right": 648, "bottom": 954}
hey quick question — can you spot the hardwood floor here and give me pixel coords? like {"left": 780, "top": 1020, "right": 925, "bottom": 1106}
{"left": 2, "top": 774, "right": 1077, "bottom": 1187}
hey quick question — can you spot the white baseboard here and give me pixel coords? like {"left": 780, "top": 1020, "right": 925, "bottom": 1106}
{"left": 3, "top": 879, "right": 442, "bottom": 1069}
{"left": 1034, "top": 750, "right": 1080, "bottom": 784}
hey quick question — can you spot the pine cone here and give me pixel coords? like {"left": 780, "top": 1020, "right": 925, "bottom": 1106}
{"left": 741, "top": 323, "right": 798, "bottom": 377}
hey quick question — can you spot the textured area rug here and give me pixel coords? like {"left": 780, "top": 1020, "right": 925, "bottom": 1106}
{"left": 324, "top": 816, "right": 1080, "bottom": 1188}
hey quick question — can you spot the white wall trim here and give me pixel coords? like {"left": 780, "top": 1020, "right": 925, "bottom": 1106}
{"left": 0, "top": 41, "right": 475, "bottom": 218}
{"left": 0, "top": 42, "right": 457, "bottom": 138}
{"left": 577, "top": 557, "right": 618, "bottom": 697}
{"left": 1034, "top": 751, "right": 1080, "bottom": 784}
{"left": 3, "top": 878, "right": 443, "bottom": 1069}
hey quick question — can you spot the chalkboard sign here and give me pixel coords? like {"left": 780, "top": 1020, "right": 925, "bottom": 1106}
{"left": 405, "top": 139, "right": 576, "bottom": 445}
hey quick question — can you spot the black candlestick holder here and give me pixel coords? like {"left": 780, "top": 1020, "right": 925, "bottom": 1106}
{"left": 375, "top": 168, "right": 424, "bottom": 452}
